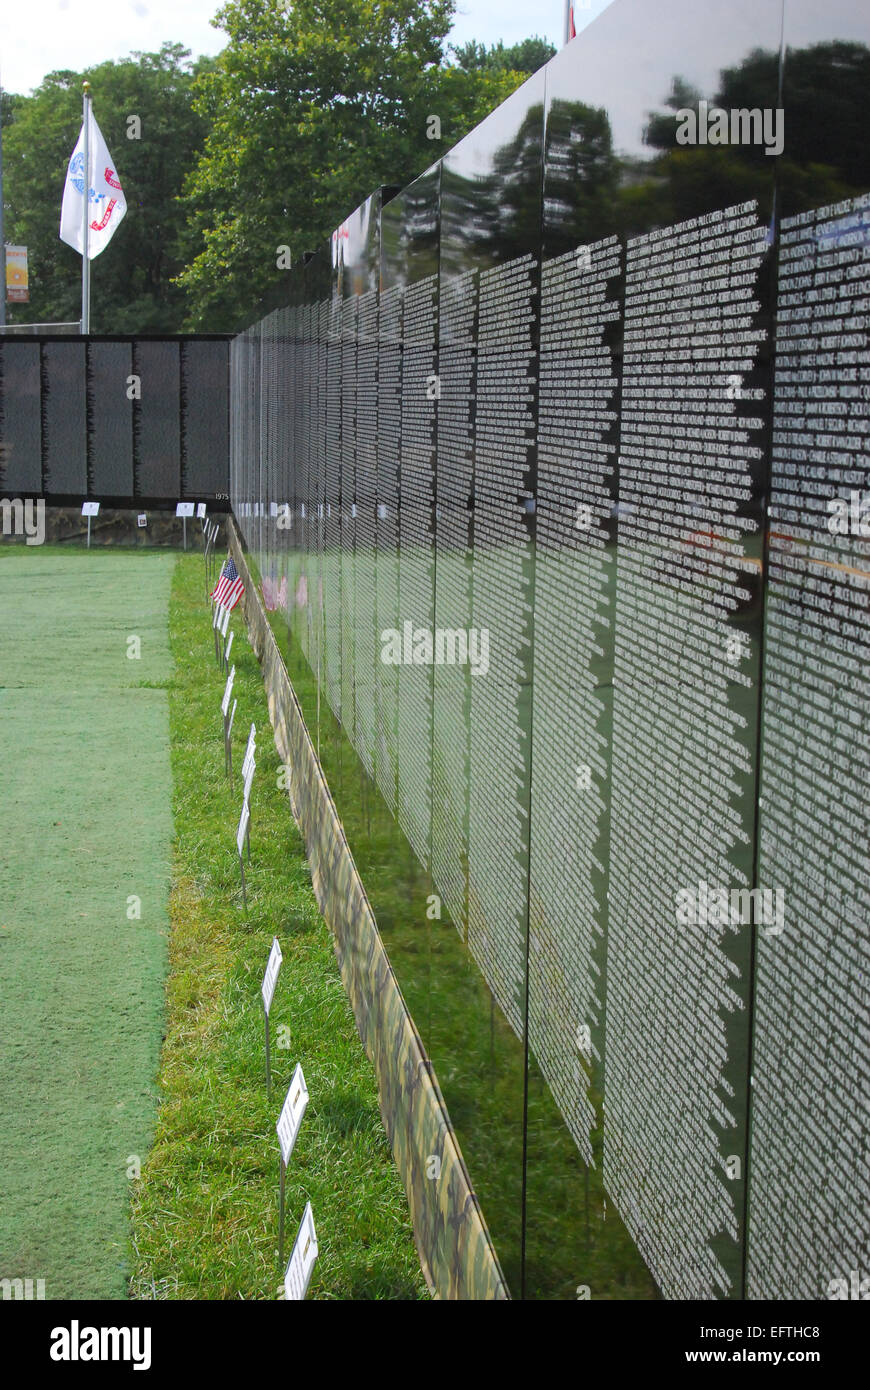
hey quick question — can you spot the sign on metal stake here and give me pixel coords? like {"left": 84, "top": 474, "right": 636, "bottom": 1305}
{"left": 82, "top": 500, "right": 99, "bottom": 548}
{"left": 236, "top": 800, "right": 249, "bottom": 910}
{"left": 283, "top": 1202, "right": 317, "bottom": 1300}
{"left": 277, "top": 1064, "right": 309, "bottom": 1265}
{"left": 261, "top": 936, "right": 282, "bottom": 1096}
{"left": 221, "top": 665, "right": 236, "bottom": 785}
{"left": 176, "top": 500, "right": 194, "bottom": 550}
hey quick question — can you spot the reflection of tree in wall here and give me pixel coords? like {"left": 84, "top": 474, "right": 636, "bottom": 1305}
{"left": 467, "top": 99, "right": 620, "bottom": 260}
{"left": 441, "top": 105, "right": 544, "bottom": 273}
{"left": 491, "top": 104, "right": 545, "bottom": 260}
{"left": 385, "top": 173, "right": 440, "bottom": 287}
{"left": 634, "top": 42, "right": 870, "bottom": 230}
{"left": 544, "top": 99, "right": 620, "bottom": 248}
{"left": 732, "top": 42, "right": 869, "bottom": 191}
{"left": 439, "top": 170, "right": 492, "bottom": 278}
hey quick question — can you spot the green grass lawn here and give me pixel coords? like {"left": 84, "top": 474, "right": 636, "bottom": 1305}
{"left": 0, "top": 547, "right": 175, "bottom": 1299}
{"left": 129, "top": 552, "right": 427, "bottom": 1300}
{"left": 0, "top": 543, "right": 425, "bottom": 1301}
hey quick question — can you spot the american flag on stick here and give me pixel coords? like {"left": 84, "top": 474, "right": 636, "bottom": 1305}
{"left": 211, "top": 555, "right": 245, "bottom": 611}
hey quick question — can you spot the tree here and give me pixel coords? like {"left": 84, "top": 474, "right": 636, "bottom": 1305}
{"left": 1, "top": 45, "right": 210, "bottom": 332}
{"left": 1, "top": 90, "right": 22, "bottom": 130}
{"left": 177, "top": 0, "right": 526, "bottom": 329}
{"left": 451, "top": 36, "right": 556, "bottom": 76}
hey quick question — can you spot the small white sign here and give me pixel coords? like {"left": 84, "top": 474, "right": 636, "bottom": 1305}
{"left": 236, "top": 801, "right": 250, "bottom": 858}
{"left": 196, "top": 502, "right": 207, "bottom": 520}
{"left": 284, "top": 1203, "right": 318, "bottom": 1301}
{"left": 227, "top": 696, "right": 237, "bottom": 739}
{"left": 221, "top": 665, "right": 235, "bottom": 718}
{"left": 220, "top": 607, "right": 231, "bottom": 639}
{"left": 242, "top": 724, "right": 257, "bottom": 777}
{"left": 243, "top": 755, "right": 255, "bottom": 805}
{"left": 225, "top": 630, "right": 234, "bottom": 665}
{"left": 212, "top": 602, "right": 221, "bottom": 630}
{"left": 261, "top": 936, "right": 282, "bottom": 1014}
{"left": 277, "top": 1064, "right": 310, "bottom": 1167}
{"left": 81, "top": 501, "right": 100, "bottom": 517}
{"left": 176, "top": 501, "right": 195, "bottom": 518}
{"left": 242, "top": 744, "right": 256, "bottom": 784}
{"left": 137, "top": 513, "right": 147, "bottom": 528}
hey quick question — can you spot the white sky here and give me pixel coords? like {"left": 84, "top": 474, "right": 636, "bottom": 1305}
{"left": 0, "top": 0, "right": 615, "bottom": 96}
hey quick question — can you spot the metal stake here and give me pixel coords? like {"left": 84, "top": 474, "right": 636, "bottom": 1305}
{"left": 278, "top": 1156, "right": 286, "bottom": 1266}
{"left": 264, "top": 998, "right": 272, "bottom": 1098}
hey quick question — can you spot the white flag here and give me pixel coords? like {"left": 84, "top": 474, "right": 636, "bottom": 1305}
{"left": 59, "top": 108, "right": 127, "bottom": 259}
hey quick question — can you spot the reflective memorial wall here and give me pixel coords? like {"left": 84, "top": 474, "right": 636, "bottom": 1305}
{"left": 230, "top": 0, "right": 870, "bottom": 1299}
{"left": 0, "top": 336, "right": 229, "bottom": 504}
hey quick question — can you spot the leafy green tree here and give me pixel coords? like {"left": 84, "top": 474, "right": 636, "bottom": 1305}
{"left": 1, "top": 90, "right": 22, "bottom": 130}
{"left": 178, "top": 0, "right": 526, "bottom": 329}
{"left": 2, "top": 45, "right": 210, "bottom": 331}
{"left": 451, "top": 36, "right": 556, "bottom": 76}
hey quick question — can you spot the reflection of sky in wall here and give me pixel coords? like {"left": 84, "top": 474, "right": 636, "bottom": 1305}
{"left": 561, "top": 0, "right": 870, "bottom": 160}
{"left": 446, "top": 0, "right": 781, "bottom": 172}
{"left": 447, "top": 70, "right": 547, "bottom": 181}
{"left": 558, "top": 0, "right": 779, "bottom": 158}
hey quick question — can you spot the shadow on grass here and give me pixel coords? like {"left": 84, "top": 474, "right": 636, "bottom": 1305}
{"left": 315, "top": 1089, "right": 381, "bottom": 1138}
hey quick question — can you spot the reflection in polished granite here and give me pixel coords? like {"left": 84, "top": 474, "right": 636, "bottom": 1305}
{"left": 229, "top": 0, "right": 870, "bottom": 1300}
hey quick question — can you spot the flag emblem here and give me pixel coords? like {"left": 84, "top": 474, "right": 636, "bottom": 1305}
{"left": 212, "top": 556, "right": 245, "bottom": 611}
{"left": 60, "top": 108, "right": 127, "bottom": 259}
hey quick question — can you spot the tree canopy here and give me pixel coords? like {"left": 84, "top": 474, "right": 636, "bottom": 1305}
{"left": 450, "top": 36, "right": 556, "bottom": 76}
{"left": 177, "top": 0, "right": 526, "bottom": 328}
{"left": 0, "top": 5, "right": 549, "bottom": 331}
{"left": 2, "top": 45, "right": 210, "bottom": 332}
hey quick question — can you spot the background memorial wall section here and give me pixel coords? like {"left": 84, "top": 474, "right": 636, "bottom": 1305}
{"left": 0, "top": 335, "right": 230, "bottom": 506}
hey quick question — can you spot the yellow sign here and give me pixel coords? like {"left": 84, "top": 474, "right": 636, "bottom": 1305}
{"left": 6, "top": 245, "right": 29, "bottom": 303}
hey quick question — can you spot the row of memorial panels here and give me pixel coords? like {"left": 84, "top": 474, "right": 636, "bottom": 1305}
{"left": 227, "top": 285, "right": 855, "bottom": 1305}
{"left": 0, "top": 338, "right": 230, "bottom": 502}
{"left": 230, "top": 0, "right": 869, "bottom": 1301}
{"left": 230, "top": 190, "right": 868, "bottom": 1299}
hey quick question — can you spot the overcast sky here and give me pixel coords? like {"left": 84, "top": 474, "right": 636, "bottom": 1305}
{"left": 0, "top": 0, "right": 615, "bottom": 96}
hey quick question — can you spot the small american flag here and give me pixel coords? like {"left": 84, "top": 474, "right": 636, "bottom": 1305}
{"left": 211, "top": 555, "right": 245, "bottom": 611}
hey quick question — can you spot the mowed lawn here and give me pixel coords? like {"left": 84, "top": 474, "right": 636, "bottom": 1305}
{"left": 0, "top": 548, "right": 175, "bottom": 1299}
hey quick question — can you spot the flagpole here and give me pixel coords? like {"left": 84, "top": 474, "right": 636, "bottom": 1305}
{"left": 81, "top": 81, "right": 91, "bottom": 333}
